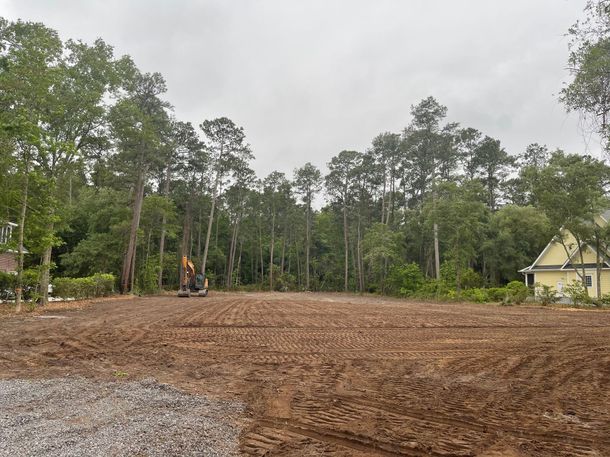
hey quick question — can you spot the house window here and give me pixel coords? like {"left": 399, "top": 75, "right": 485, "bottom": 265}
{"left": 0, "top": 225, "right": 13, "bottom": 245}
{"left": 585, "top": 275, "right": 592, "bottom": 287}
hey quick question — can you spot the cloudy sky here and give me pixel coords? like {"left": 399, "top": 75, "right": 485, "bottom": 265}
{"left": 1, "top": 0, "right": 598, "bottom": 178}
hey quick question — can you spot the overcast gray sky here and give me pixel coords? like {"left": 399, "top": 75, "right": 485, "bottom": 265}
{"left": 1, "top": 0, "right": 598, "bottom": 178}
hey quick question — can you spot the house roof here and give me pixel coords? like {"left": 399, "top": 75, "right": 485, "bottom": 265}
{"left": 520, "top": 212, "right": 610, "bottom": 274}
{"left": 600, "top": 209, "right": 610, "bottom": 223}
{"left": 520, "top": 263, "right": 610, "bottom": 273}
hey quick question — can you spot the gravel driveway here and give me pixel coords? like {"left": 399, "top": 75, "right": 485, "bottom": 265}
{"left": 0, "top": 377, "right": 244, "bottom": 456}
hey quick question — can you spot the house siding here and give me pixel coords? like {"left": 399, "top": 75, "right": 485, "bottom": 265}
{"left": 534, "top": 269, "right": 610, "bottom": 298}
{"left": 0, "top": 253, "right": 17, "bottom": 273}
{"left": 537, "top": 239, "right": 573, "bottom": 266}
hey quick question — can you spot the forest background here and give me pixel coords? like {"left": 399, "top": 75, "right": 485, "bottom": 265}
{"left": 3, "top": 1, "right": 610, "bottom": 308}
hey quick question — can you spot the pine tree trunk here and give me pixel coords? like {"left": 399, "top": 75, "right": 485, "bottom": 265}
{"left": 296, "top": 241, "right": 301, "bottom": 287}
{"left": 259, "top": 220, "right": 264, "bottom": 285}
{"left": 269, "top": 211, "right": 275, "bottom": 290}
{"left": 433, "top": 222, "right": 440, "bottom": 280}
{"left": 158, "top": 166, "right": 171, "bottom": 288}
{"left": 343, "top": 204, "right": 349, "bottom": 292}
{"left": 350, "top": 231, "right": 358, "bottom": 291}
{"left": 15, "top": 167, "right": 29, "bottom": 313}
{"left": 39, "top": 220, "right": 54, "bottom": 306}
{"left": 158, "top": 211, "right": 167, "bottom": 289}
{"left": 236, "top": 240, "right": 243, "bottom": 286}
{"left": 280, "top": 233, "right": 286, "bottom": 276}
{"left": 130, "top": 238, "right": 137, "bottom": 293}
{"left": 121, "top": 171, "right": 146, "bottom": 293}
{"left": 596, "top": 234, "right": 602, "bottom": 300}
{"left": 227, "top": 218, "right": 239, "bottom": 288}
{"left": 381, "top": 169, "right": 386, "bottom": 223}
{"left": 200, "top": 188, "right": 217, "bottom": 278}
{"left": 196, "top": 207, "right": 203, "bottom": 258}
{"left": 357, "top": 218, "right": 364, "bottom": 292}
{"left": 305, "top": 200, "right": 311, "bottom": 290}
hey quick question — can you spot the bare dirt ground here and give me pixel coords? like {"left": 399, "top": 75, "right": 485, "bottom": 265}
{"left": 1, "top": 292, "right": 610, "bottom": 456}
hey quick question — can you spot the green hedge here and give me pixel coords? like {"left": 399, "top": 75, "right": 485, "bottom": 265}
{"left": 0, "top": 269, "right": 39, "bottom": 301}
{"left": 52, "top": 273, "right": 116, "bottom": 300}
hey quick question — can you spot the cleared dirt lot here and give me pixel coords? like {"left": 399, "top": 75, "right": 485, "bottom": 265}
{"left": 1, "top": 292, "right": 610, "bottom": 456}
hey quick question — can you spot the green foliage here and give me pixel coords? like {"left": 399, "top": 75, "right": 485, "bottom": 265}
{"left": 563, "top": 280, "right": 591, "bottom": 306}
{"left": 275, "top": 272, "right": 297, "bottom": 292}
{"left": 483, "top": 206, "right": 553, "bottom": 283}
{"left": 486, "top": 287, "right": 508, "bottom": 302}
{"left": 460, "top": 268, "right": 483, "bottom": 290}
{"left": 137, "top": 259, "right": 161, "bottom": 295}
{"left": 3, "top": 15, "right": 609, "bottom": 304}
{"left": 504, "top": 280, "right": 529, "bottom": 305}
{"left": 387, "top": 263, "right": 425, "bottom": 296}
{"left": 0, "top": 272, "right": 16, "bottom": 300}
{"left": 461, "top": 288, "right": 489, "bottom": 303}
{"left": 363, "top": 223, "right": 401, "bottom": 291}
{"left": 413, "top": 279, "right": 451, "bottom": 299}
{"left": 0, "top": 269, "right": 39, "bottom": 301}
{"left": 52, "top": 273, "right": 115, "bottom": 300}
{"left": 536, "top": 283, "right": 558, "bottom": 305}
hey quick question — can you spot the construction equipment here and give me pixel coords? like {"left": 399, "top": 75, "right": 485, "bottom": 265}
{"left": 178, "top": 255, "right": 208, "bottom": 297}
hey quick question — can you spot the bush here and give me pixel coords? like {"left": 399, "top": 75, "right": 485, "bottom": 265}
{"left": 461, "top": 287, "right": 489, "bottom": 303}
{"left": 535, "top": 283, "right": 558, "bottom": 305}
{"left": 52, "top": 273, "right": 115, "bottom": 300}
{"left": 563, "top": 280, "right": 591, "bottom": 306}
{"left": 0, "top": 269, "right": 40, "bottom": 301}
{"left": 504, "top": 280, "right": 529, "bottom": 305}
{"left": 486, "top": 287, "right": 508, "bottom": 302}
{"left": 0, "top": 271, "right": 16, "bottom": 300}
{"left": 413, "top": 278, "right": 451, "bottom": 299}
{"left": 599, "top": 293, "right": 610, "bottom": 305}
{"left": 460, "top": 268, "right": 483, "bottom": 290}
{"left": 138, "top": 260, "right": 160, "bottom": 294}
{"left": 275, "top": 272, "right": 296, "bottom": 292}
{"left": 387, "top": 263, "right": 425, "bottom": 296}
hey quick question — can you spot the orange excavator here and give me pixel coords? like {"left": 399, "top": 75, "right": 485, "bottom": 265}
{"left": 178, "top": 255, "right": 208, "bottom": 297}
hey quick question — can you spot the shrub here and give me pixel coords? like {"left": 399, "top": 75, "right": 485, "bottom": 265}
{"left": 563, "top": 280, "right": 591, "bottom": 306}
{"left": 504, "top": 280, "right": 529, "bottom": 305}
{"left": 275, "top": 272, "right": 296, "bottom": 292}
{"left": 461, "top": 288, "right": 489, "bottom": 303}
{"left": 138, "top": 260, "right": 160, "bottom": 294}
{"left": 0, "top": 271, "right": 16, "bottom": 300}
{"left": 486, "top": 287, "right": 508, "bottom": 302}
{"left": 460, "top": 268, "right": 483, "bottom": 290}
{"left": 388, "top": 263, "right": 425, "bottom": 296}
{"left": 535, "top": 283, "right": 557, "bottom": 306}
{"left": 599, "top": 293, "right": 610, "bottom": 305}
{"left": 414, "top": 279, "right": 451, "bottom": 299}
{"left": 52, "top": 273, "right": 116, "bottom": 300}
{"left": 0, "top": 269, "right": 40, "bottom": 301}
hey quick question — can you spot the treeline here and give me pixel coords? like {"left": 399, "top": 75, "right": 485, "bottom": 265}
{"left": 2, "top": 16, "right": 610, "bottom": 307}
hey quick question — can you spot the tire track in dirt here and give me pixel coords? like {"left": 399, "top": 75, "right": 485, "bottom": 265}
{"left": 2, "top": 293, "right": 610, "bottom": 456}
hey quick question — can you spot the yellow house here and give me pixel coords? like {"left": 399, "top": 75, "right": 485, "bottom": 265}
{"left": 520, "top": 211, "right": 610, "bottom": 299}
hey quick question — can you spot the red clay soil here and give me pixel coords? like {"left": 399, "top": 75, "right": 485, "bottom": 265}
{"left": 1, "top": 292, "right": 610, "bottom": 456}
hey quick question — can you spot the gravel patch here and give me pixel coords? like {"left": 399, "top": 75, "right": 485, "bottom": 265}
{"left": 0, "top": 377, "right": 245, "bottom": 456}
